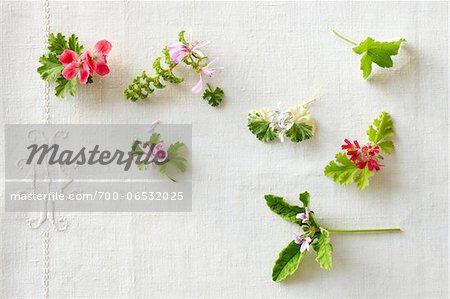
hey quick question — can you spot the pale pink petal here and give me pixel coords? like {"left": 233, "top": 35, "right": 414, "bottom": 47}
{"left": 156, "top": 150, "right": 167, "bottom": 162}
{"left": 95, "top": 62, "right": 110, "bottom": 76}
{"left": 59, "top": 50, "right": 78, "bottom": 66}
{"left": 153, "top": 143, "right": 163, "bottom": 153}
{"left": 61, "top": 62, "right": 78, "bottom": 80}
{"left": 296, "top": 213, "right": 305, "bottom": 219}
{"left": 191, "top": 75, "right": 204, "bottom": 93}
{"left": 93, "top": 40, "right": 112, "bottom": 56}
{"left": 300, "top": 241, "right": 310, "bottom": 253}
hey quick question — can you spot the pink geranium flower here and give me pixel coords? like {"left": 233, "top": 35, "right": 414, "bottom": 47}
{"left": 293, "top": 233, "right": 311, "bottom": 253}
{"left": 140, "top": 142, "right": 167, "bottom": 164}
{"left": 85, "top": 40, "right": 112, "bottom": 76}
{"left": 296, "top": 207, "right": 310, "bottom": 223}
{"left": 168, "top": 31, "right": 209, "bottom": 64}
{"left": 191, "top": 60, "right": 222, "bottom": 93}
{"left": 59, "top": 50, "right": 92, "bottom": 84}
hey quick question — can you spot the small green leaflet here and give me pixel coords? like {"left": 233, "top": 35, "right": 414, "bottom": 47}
{"left": 355, "top": 166, "right": 374, "bottom": 190}
{"left": 324, "top": 152, "right": 359, "bottom": 186}
{"left": 366, "top": 112, "right": 395, "bottom": 153}
{"left": 247, "top": 112, "right": 277, "bottom": 142}
{"left": 285, "top": 123, "right": 313, "bottom": 142}
{"left": 55, "top": 77, "right": 77, "bottom": 98}
{"left": 312, "top": 228, "right": 333, "bottom": 270}
{"left": 159, "top": 142, "right": 188, "bottom": 182}
{"left": 298, "top": 191, "right": 310, "bottom": 207}
{"left": 272, "top": 241, "right": 306, "bottom": 282}
{"left": 202, "top": 84, "right": 224, "bottom": 107}
{"left": 353, "top": 37, "right": 406, "bottom": 79}
{"left": 37, "top": 53, "right": 64, "bottom": 81}
{"left": 264, "top": 194, "right": 304, "bottom": 224}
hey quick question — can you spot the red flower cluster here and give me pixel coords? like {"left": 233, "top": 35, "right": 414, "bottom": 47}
{"left": 341, "top": 139, "right": 381, "bottom": 171}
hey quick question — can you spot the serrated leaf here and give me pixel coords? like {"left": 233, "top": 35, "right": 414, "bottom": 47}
{"left": 37, "top": 53, "right": 64, "bottom": 81}
{"left": 202, "top": 84, "right": 224, "bottom": 107}
{"left": 159, "top": 142, "right": 187, "bottom": 181}
{"left": 248, "top": 111, "right": 277, "bottom": 142}
{"left": 148, "top": 133, "right": 162, "bottom": 145}
{"left": 285, "top": 123, "right": 313, "bottom": 143}
{"left": 312, "top": 228, "right": 333, "bottom": 270}
{"left": 264, "top": 194, "right": 303, "bottom": 224}
{"left": 377, "top": 140, "right": 394, "bottom": 154}
{"left": 55, "top": 77, "right": 77, "bottom": 98}
{"left": 47, "top": 33, "right": 69, "bottom": 55}
{"left": 352, "top": 37, "right": 406, "bottom": 79}
{"left": 298, "top": 191, "right": 310, "bottom": 207}
{"left": 366, "top": 112, "right": 395, "bottom": 147}
{"left": 355, "top": 165, "right": 374, "bottom": 190}
{"left": 272, "top": 241, "right": 305, "bottom": 282}
{"left": 324, "top": 152, "right": 359, "bottom": 186}
{"left": 68, "top": 34, "right": 83, "bottom": 55}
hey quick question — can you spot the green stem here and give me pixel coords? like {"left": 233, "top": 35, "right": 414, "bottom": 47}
{"left": 327, "top": 228, "right": 401, "bottom": 233}
{"left": 332, "top": 30, "right": 358, "bottom": 45}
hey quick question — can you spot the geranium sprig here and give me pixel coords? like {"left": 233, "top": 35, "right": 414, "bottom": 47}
{"left": 37, "top": 33, "right": 112, "bottom": 98}
{"left": 248, "top": 100, "right": 316, "bottom": 143}
{"left": 131, "top": 132, "right": 187, "bottom": 182}
{"left": 124, "top": 30, "right": 224, "bottom": 107}
{"left": 265, "top": 192, "right": 400, "bottom": 282}
{"left": 333, "top": 30, "right": 406, "bottom": 79}
{"left": 324, "top": 112, "right": 394, "bottom": 190}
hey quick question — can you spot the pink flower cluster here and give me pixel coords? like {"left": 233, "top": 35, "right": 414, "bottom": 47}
{"left": 167, "top": 32, "right": 221, "bottom": 94}
{"left": 140, "top": 142, "right": 168, "bottom": 164}
{"left": 59, "top": 40, "right": 112, "bottom": 84}
{"left": 342, "top": 139, "right": 381, "bottom": 171}
{"left": 293, "top": 233, "right": 311, "bottom": 253}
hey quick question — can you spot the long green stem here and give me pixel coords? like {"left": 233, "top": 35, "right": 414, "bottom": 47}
{"left": 332, "top": 30, "right": 358, "bottom": 45}
{"left": 327, "top": 228, "right": 401, "bottom": 233}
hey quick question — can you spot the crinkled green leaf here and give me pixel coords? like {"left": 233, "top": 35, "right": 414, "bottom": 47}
{"left": 248, "top": 112, "right": 277, "bottom": 142}
{"left": 264, "top": 194, "right": 304, "bottom": 224}
{"left": 366, "top": 112, "right": 395, "bottom": 151}
{"left": 68, "top": 34, "right": 83, "bottom": 55}
{"left": 285, "top": 123, "right": 313, "bottom": 143}
{"left": 324, "top": 153, "right": 359, "bottom": 186}
{"left": 353, "top": 37, "right": 406, "bottom": 79}
{"left": 47, "top": 33, "right": 69, "bottom": 55}
{"left": 148, "top": 133, "right": 162, "bottom": 145}
{"left": 159, "top": 142, "right": 187, "bottom": 181}
{"left": 178, "top": 30, "right": 187, "bottom": 44}
{"left": 202, "top": 84, "right": 224, "bottom": 107}
{"left": 55, "top": 77, "right": 77, "bottom": 98}
{"left": 37, "top": 53, "right": 64, "bottom": 81}
{"left": 312, "top": 228, "right": 333, "bottom": 270}
{"left": 272, "top": 241, "right": 305, "bottom": 282}
{"left": 355, "top": 165, "right": 374, "bottom": 190}
{"left": 298, "top": 191, "right": 310, "bottom": 207}
{"left": 377, "top": 140, "right": 394, "bottom": 154}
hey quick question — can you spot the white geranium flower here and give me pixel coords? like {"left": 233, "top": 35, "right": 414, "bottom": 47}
{"left": 268, "top": 102, "right": 294, "bottom": 142}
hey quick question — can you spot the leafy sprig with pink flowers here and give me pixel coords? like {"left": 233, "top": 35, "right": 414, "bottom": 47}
{"left": 124, "top": 30, "right": 224, "bottom": 107}
{"left": 265, "top": 192, "right": 400, "bottom": 282}
{"left": 37, "top": 33, "right": 112, "bottom": 98}
{"left": 131, "top": 133, "right": 187, "bottom": 182}
{"left": 324, "top": 112, "right": 394, "bottom": 190}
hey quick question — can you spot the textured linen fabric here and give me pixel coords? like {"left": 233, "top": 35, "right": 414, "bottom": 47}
{"left": 0, "top": 1, "right": 448, "bottom": 298}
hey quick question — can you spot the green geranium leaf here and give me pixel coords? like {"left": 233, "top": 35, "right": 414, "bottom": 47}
{"left": 272, "top": 241, "right": 305, "bottom": 282}
{"left": 248, "top": 111, "right": 277, "bottom": 142}
{"left": 353, "top": 37, "right": 406, "bottom": 79}
{"left": 202, "top": 84, "right": 224, "bottom": 107}
{"left": 285, "top": 123, "right": 313, "bottom": 142}
{"left": 366, "top": 112, "right": 395, "bottom": 151}
{"left": 159, "top": 142, "right": 188, "bottom": 182}
{"left": 55, "top": 77, "right": 77, "bottom": 98}
{"left": 178, "top": 30, "right": 187, "bottom": 44}
{"left": 312, "top": 228, "right": 333, "bottom": 270}
{"left": 355, "top": 165, "right": 374, "bottom": 190}
{"left": 47, "top": 33, "right": 69, "bottom": 55}
{"left": 324, "top": 152, "right": 359, "bottom": 186}
{"left": 264, "top": 194, "right": 303, "bottom": 224}
{"left": 148, "top": 133, "right": 162, "bottom": 145}
{"left": 68, "top": 34, "right": 83, "bottom": 55}
{"left": 298, "top": 191, "right": 310, "bottom": 207}
{"left": 37, "top": 53, "right": 64, "bottom": 81}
